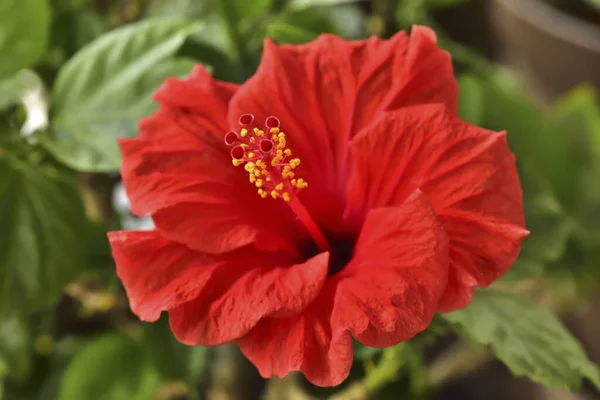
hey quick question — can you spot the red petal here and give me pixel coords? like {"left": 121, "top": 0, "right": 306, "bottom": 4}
{"left": 347, "top": 105, "right": 528, "bottom": 312}
{"left": 109, "top": 229, "right": 328, "bottom": 343}
{"left": 120, "top": 67, "right": 307, "bottom": 254}
{"left": 334, "top": 190, "right": 448, "bottom": 347}
{"left": 228, "top": 26, "right": 457, "bottom": 235}
{"left": 238, "top": 191, "right": 447, "bottom": 386}
{"left": 108, "top": 230, "right": 221, "bottom": 321}
{"left": 168, "top": 252, "right": 329, "bottom": 346}
{"left": 237, "top": 280, "right": 354, "bottom": 387}
{"left": 153, "top": 65, "right": 238, "bottom": 146}
{"left": 384, "top": 26, "right": 458, "bottom": 114}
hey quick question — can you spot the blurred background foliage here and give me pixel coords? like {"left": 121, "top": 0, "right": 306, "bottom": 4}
{"left": 1, "top": 0, "right": 600, "bottom": 399}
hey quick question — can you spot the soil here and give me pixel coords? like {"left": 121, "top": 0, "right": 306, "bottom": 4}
{"left": 546, "top": 0, "right": 600, "bottom": 26}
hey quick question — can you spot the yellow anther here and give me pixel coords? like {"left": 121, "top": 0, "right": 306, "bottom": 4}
{"left": 253, "top": 128, "right": 265, "bottom": 137}
{"left": 272, "top": 155, "right": 283, "bottom": 167}
{"left": 295, "top": 178, "right": 308, "bottom": 189}
{"left": 281, "top": 169, "right": 291, "bottom": 179}
{"left": 229, "top": 122, "right": 307, "bottom": 202}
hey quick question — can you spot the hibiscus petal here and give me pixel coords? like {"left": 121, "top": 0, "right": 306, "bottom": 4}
{"left": 348, "top": 105, "right": 529, "bottom": 312}
{"left": 237, "top": 280, "right": 354, "bottom": 387}
{"left": 120, "top": 66, "right": 307, "bottom": 254}
{"left": 384, "top": 25, "right": 458, "bottom": 114}
{"left": 109, "top": 229, "right": 328, "bottom": 343}
{"left": 238, "top": 190, "right": 447, "bottom": 386}
{"left": 228, "top": 25, "right": 457, "bottom": 234}
{"left": 108, "top": 230, "right": 222, "bottom": 322}
{"left": 334, "top": 189, "right": 448, "bottom": 347}
{"left": 168, "top": 252, "right": 329, "bottom": 346}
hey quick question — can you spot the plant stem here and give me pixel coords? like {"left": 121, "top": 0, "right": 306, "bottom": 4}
{"left": 427, "top": 342, "right": 491, "bottom": 387}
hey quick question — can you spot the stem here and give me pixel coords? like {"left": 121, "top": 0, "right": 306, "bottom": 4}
{"left": 262, "top": 374, "right": 317, "bottom": 400}
{"left": 325, "top": 346, "right": 407, "bottom": 400}
{"left": 364, "top": 346, "right": 406, "bottom": 393}
{"left": 427, "top": 342, "right": 491, "bottom": 388}
{"left": 208, "top": 344, "right": 265, "bottom": 400}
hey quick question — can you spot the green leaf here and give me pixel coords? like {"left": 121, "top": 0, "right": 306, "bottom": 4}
{"left": 480, "top": 76, "right": 582, "bottom": 210}
{"left": 520, "top": 191, "right": 572, "bottom": 263}
{"left": 582, "top": 0, "right": 600, "bottom": 11}
{"left": 0, "top": 0, "right": 51, "bottom": 79}
{"left": 286, "top": 0, "right": 358, "bottom": 11}
{"left": 266, "top": 21, "right": 319, "bottom": 44}
{"left": 228, "top": 0, "right": 273, "bottom": 20}
{"left": 353, "top": 341, "right": 382, "bottom": 360}
{"left": 49, "top": 9, "right": 108, "bottom": 63}
{"left": 0, "top": 155, "right": 88, "bottom": 316}
{"left": 0, "top": 315, "right": 32, "bottom": 382}
{"left": 499, "top": 258, "right": 545, "bottom": 282}
{"left": 45, "top": 18, "right": 202, "bottom": 172}
{"left": 142, "top": 316, "right": 214, "bottom": 396}
{"left": 187, "top": 346, "right": 213, "bottom": 383}
{"left": 148, "top": 0, "right": 208, "bottom": 18}
{"left": 51, "top": 0, "right": 88, "bottom": 13}
{"left": 276, "top": 7, "right": 341, "bottom": 39}
{"left": 142, "top": 317, "right": 189, "bottom": 380}
{"left": 443, "top": 290, "right": 600, "bottom": 391}
{"left": 58, "top": 334, "right": 159, "bottom": 400}
{"left": 458, "top": 74, "right": 484, "bottom": 125}
{"left": 425, "top": 0, "right": 471, "bottom": 9}
{"left": 554, "top": 85, "right": 600, "bottom": 170}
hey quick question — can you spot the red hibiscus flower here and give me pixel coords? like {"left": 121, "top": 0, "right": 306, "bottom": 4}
{"left": 108, "top": 26, "right": 528, "bottom": 386}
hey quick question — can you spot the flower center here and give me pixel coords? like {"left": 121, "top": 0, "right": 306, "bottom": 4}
{"left": 224, "top": 114, "right": 330, "bottom": 253}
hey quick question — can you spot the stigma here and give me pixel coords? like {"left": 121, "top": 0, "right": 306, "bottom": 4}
{"left": 224, "top": 114, "right": 308, "bottom": 201}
